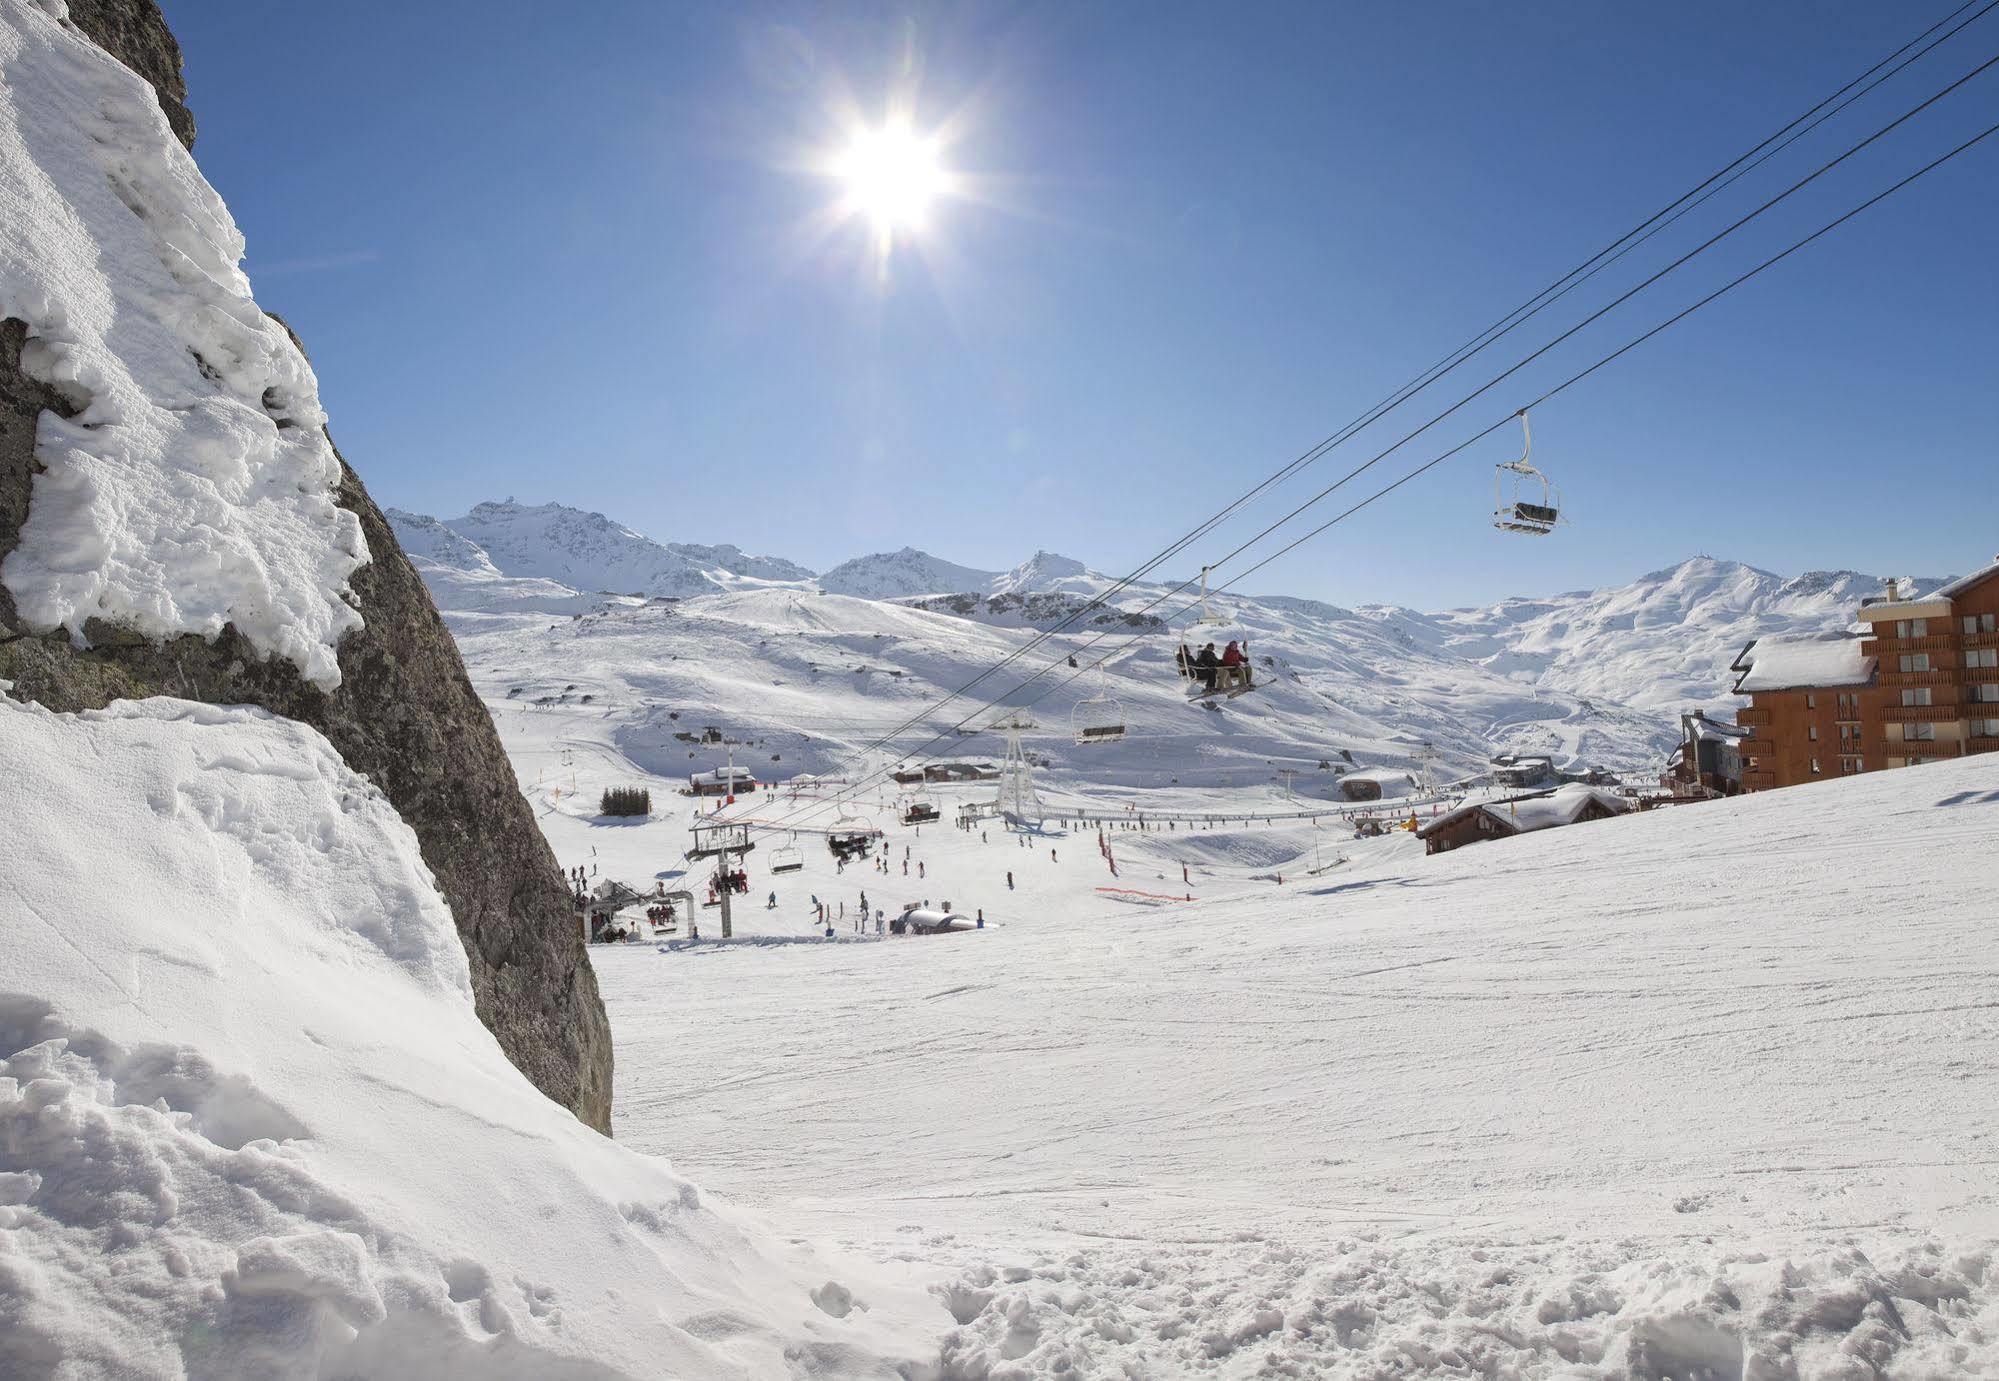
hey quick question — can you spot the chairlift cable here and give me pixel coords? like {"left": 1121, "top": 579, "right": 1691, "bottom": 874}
{"left": 751, "top": 111, "right": 1999, "bottom": 838}
{"left": 763, "top": 6, "right": 1999, "bottom": 804}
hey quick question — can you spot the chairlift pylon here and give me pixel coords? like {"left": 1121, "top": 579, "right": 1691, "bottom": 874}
{"left": 1073, "top": 662, "right": 1126, "bottom": 744}
{"left": 1492, "top": 409, "right": 1563, "bottom": 536}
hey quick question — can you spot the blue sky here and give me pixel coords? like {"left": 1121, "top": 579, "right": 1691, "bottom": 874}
{"left": 165, "top": 1, "right": 1998, "bottom": 608}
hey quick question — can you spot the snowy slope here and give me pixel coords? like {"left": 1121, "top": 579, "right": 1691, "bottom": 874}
{"left": 589, "top": 752, "right": 1999, "bottom": 1377}
{"left": 399, "top": 488, "right": 1942, "bottom": 774}
{"left": 0, "top": 694, "right": 937, "bottom": 1377}
{"left": 0, "top": 3, "right": 365, "bottom": 688}
{"left": 818, "top": 546, "right": 1000, "bottom": 598}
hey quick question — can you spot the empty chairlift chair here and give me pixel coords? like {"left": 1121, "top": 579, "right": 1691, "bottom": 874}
{"left": 769, "top": 845, "right": 803, "bottom": 874}
{"left": 1072, "top": 664, "right": 1126, "bottom": 744}
{"left": 1492, "top": 409, "right": 1563, "bottom": 536}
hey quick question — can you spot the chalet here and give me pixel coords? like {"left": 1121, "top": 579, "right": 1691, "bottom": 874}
{"left": 1731, "top": 558, "right": 1999, "bottom": 790}
{"left": 688, "top": 767, "right": 758, "bottom": 797}
{"left": 1489, "top": 753, "right": 1555, "bottom": 788}
{"left": 1665, "top": 711, "right": 1746, "bottom": 797}
{"left": 922, "top": 762, "right": 1003, "bottom": 783}
{"left": 1416, "top": 785, "right": 1631, "bottom": 856}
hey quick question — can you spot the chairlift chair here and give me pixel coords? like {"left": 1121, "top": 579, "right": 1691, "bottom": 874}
{"left": 1174, "top": 566, "right": 1258, "bottom": 700}
{"left": 769, "top": 845, "right": 804, "bottom": 874}
{"left": 1492, "top": 409, "right": 1563, "bottom": 536}
{"left": 1072, "top": 663, "right": 1127, "bottom": 744}
{"left": 899, "top": 791, "right": 941, "bottom": 825}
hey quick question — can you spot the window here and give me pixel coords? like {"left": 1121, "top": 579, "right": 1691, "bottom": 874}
{"left": 1902, "top": 688, "right": 1933, "bottom": 707}
{"left": 1974, "top": 718, "right": 1999, "bottom": 737}
{"left": 1966, "top": 613, "right": 1998, "bottom": 635}
{"left": 1977, "top": 684, "right": 1999, "bottom": 704}
{"left": 1810, "top": 758, "right": 1821, "bottom": 774}
{"left": 1808, "top": 724, "right": 1818, "bottom": 740}
{"left": 1907, "top": 723, "right": 1936, "bottom": 741}
{"left": 1967, "top": 648, "right": 1999, "bottom": 669}
{"left": 1806, "top": 694, "right": 1817, "bottom": 709}
{"left": 1900, "top": 653, "right": 1931, "bottom": 673}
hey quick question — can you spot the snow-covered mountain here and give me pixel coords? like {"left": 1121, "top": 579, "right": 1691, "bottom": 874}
{"left": 402, "top": 500, "right": 814, "bottom": 598}
{"left": 992, "top": 550, "right": 1097, "bottom": 596}
{"left": 1362, "top": 557, "right": 1942, "bottom": 712}
{"left": 387, "top": 498, "right": 1950, "bottom": 773}
{"left": 817, "top": 546, "right": 1000, "bottom": 598}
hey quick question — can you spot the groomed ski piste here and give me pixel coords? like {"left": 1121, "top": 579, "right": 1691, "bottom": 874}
{"left": 466, "top": 582, "right": 1999, "bottom": 1377}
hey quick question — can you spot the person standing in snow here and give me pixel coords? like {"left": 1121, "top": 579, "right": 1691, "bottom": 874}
{"left": 766, "top": 890, "right": 777, "bottom": 910}
{"left": 1006, "top": 871, "right": 1014, "bottom": 891}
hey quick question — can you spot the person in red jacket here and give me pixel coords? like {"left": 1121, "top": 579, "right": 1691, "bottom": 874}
{"left": 1220, "top": 640, "right": 1248, "bottom": 688}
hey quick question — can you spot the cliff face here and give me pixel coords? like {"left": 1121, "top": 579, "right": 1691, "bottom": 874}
{"left": 0, "top": 0, "right": 612, "bottom": 1132}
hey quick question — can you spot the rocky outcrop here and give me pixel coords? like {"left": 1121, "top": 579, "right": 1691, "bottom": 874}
{"left": 0, "top": 2, "right": 613, "bottom": 1132}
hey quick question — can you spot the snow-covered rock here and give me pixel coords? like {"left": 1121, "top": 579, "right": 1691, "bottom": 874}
{"left": 991, "top": 550, "right": 1094, "bottom": 596}
{"left": 0, "top": 0, "right": 365, "bottom": 689}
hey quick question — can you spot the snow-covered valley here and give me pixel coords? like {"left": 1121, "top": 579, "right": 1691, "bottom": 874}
{"left": 410, "top": 503, "right": 1999, "bottom": 1376}
{"left": 7, "top": 1, "right": 1998, "bottom": 1376}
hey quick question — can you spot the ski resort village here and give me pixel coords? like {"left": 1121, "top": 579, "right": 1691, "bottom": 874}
{"left": 4, "top": 3, "right": 1998, "bottom": 1378}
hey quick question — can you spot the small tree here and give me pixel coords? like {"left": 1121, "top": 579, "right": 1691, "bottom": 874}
{"left": 600, "top": 786, "right": 651, "bottom": 817}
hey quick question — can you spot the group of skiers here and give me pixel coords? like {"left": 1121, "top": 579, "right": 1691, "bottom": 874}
{"left": 1175, "top": 640, "right": 1251, "bottom": 693}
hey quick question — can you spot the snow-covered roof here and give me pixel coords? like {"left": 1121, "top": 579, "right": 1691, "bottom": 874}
{"left": 1418, "top": 785, "right": 1630, "bottom": 840}
{"left": 1733, "top": 638, "right": 1875, "bottom": 693}
{"left": 1686, "top": 715, "right": 1748, "bottom": 743}
{"left": 690, "top": 767, "right": 756, "bottom": 784}
{"left": 1931, "top": 560, "right": 1999, "bottom": 603}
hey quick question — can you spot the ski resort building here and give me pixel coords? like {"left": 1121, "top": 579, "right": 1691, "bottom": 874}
{"left": 1733, "top": 562, "right": 1999, "bottom": 790}
{"left": 688, "top": 767, "right": 758, "bottom": 797}
{"left": 1666, "top": 711, "right": 1746, "bottom": 797}
{"left": 1416, "top": 785, "right": 1631, "bottom": 856}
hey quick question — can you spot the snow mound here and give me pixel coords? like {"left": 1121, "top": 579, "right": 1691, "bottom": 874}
{"left": 0, "top": 694, "right": 933, "bottom": 1377}
{"left": 0, "top": 3, "right": 366, "bottom": 689}
{"left": 933, "top": 1237, "right": 1999, "bottom": 1378}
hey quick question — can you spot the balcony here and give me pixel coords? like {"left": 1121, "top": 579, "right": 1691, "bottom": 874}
{"left": 1879, "top": 704, "right": 1960, "bottom": 722}
{"left": 1972, "top": 736, "right": 1999, "bottom": 754}
{"left": 1868, "top": 633, "right": 1954, "bottom": 652}
{"left": 1873, "top": 738, "right": 1958, "bottom": 759}
{"left": 1736, "top": 707, "right": 1773, "bottom": 728}
{"left": 1741, "top": 770, "right": 1776, "bottom": 791}
{"left": 1966, "top": 630, "right": 1999, "bottom": 649}
{"left": 1879, "top": 670, "right": 1953, "bottom": 687}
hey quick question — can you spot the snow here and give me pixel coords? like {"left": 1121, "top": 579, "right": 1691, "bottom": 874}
{"left": 390, "top": 497, "right": 1936, "bottom": 773}
{"left": 1733, "top": 635, "right": 1876, "bottom": 692}
{"left": 584, "top": 754, "right": 1999, "bottom": 1376}
{"left": 0, "top": 693, "right": 939, "bottom": 1377}
{"left": 0, "top": 1, "right": 365, "bottom": 688}
{"left": 818, "top": 547, "right": 1000, "bottom": 599}
{"left": 415, "top": 500, "right": 812, "bottom": 599}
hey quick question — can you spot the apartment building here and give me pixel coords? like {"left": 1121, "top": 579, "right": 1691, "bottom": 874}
{"left": 1857, "top": 562, "right": 1999, "bottom": 769}
{"left": 1730, "top": 560, "right": 1999, "bottom": 791}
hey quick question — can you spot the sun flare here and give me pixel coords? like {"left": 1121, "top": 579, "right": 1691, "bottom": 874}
{"left": 833, "top": 119, "right": 949, "bottom": 234}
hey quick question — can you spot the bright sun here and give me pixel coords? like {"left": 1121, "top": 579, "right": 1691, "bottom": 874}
{"left": 834, "top": 119, "right": 949, "bottom": 234}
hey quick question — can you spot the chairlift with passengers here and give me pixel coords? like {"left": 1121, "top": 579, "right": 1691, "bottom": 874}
{"left": 1072, "top": 662, "right": 1126, "bottom": 744}
{"left": 1492, "top": 409, "right": 1563, "bottom": 536}
{"left": 1174, "top": 566, "right": 1257, "bottom": 700}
